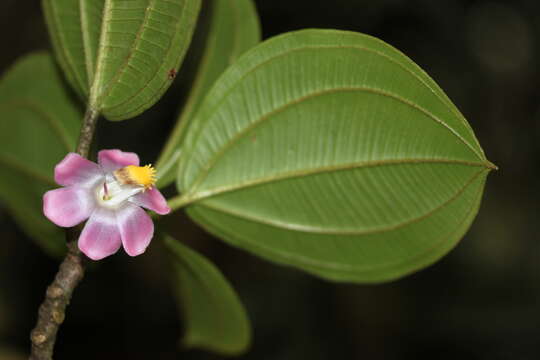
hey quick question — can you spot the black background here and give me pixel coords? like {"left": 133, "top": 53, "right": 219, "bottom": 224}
{"left": 1, "top": 1, "right": 539, "bottom": 359}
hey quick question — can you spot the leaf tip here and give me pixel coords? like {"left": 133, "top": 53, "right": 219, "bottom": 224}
{"left": 486, "top": 161, "right": 499, "bottom": 171}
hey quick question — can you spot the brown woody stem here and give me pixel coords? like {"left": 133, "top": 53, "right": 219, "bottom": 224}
{"left": 29, "top": 108, "right": 99, "bottom": 360}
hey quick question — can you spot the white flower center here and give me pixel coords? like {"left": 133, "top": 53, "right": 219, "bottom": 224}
{"left": 95, "top": 178, "right": 144, "bottom": 209}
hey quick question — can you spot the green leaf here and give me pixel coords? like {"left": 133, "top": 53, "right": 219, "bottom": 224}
{"left": 175, "top": 29, "right": 496, "bottom": 283}
{"left": 156, "top": 0, "right": 261, "bottom": 187}
{"left": 42, "top": 0, "right": 202, "bottom": 120}
{"left": 0, "top": 52, "right": 82, "bottom": 256}
{"left": 165, "top": 236, "right": 251, "bottom": 355}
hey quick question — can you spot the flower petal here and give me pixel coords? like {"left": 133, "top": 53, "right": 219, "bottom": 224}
{"left": 98, "top": 149, "right": 139, "bottom": 173}
{"left": 43, "top": 187, "right": 95, "bottom": 227}
{"left": 78, "top": 207, "right": 122, "bottom": 260}
{"left": 54, "top": 153, "right": 103, "bottom": 187}
{"left": 130, "top": 188, "right": 170, "bottom": 215}
{"left": 117, "top": 204, "right": 154, "bottom": 257}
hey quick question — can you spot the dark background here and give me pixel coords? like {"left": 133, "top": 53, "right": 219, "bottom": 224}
{"left": 1, "top": 0, "right": 539, "bottom": 359}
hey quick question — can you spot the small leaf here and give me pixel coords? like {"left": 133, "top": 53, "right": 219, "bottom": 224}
{"left": 176, "top": 29, "right": 496, "bottom": 283}
{"left": 156, "top": 0, "right": 261, "bottom": 187}
{"left": 165, "top": 236, "right": 251, "bottom": 355}
{"left": 0, "top": 52, "right": 82, "bottom": 256}
{"left": 42, "top": 0, "right": 202, "bottom": 120}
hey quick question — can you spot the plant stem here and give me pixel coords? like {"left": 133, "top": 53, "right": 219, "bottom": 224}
{"left": 76, "top": 108, "right": 99, "bottom": 157}
{"left": 29, "top": 108, "right": 99, "bottom": 360}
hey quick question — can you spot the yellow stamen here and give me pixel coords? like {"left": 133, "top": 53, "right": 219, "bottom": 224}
{"left": 114, "top": 164, "right": 156, "bottom": 189}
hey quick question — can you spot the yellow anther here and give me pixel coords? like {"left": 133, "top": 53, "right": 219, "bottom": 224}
{"left": 114, "top": 164, "right": 156, "bottom": 189}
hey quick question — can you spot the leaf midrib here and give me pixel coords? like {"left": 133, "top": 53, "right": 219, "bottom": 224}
{"left": 194, "top": 167, "right": 486, "bottom": 236}
{"left": 185, "top": 158, "right": 493, "bottom": 205}
{"left": 91, "top": 0, "right": 154, "bottom": 108}
{"left": 89, "top": 0, "right": 112, "bottom": 107}
{"left": 185, "top": 86, "right": 487, "bottom": 193}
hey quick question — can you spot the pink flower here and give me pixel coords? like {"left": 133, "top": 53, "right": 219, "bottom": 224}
{"left": 43, "top": 149, "right": 170, "bottom": 260}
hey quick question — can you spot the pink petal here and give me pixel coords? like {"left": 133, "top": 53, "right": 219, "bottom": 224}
{"left": 98, "top": 149, "right": 139, "bottom": 173}
{"left": 78, "top": 208, "right": 122, "bottom": 260}
{"left": 54, "top": 153, "right": 103, "bottom": 187}
{"left": 117, "top": 204, "right": 154, "bottom": 257}
{"left": 130, "top": 188, "right": 170, "bottom": 215}
{"left": 43, "top": 187, "right": 95, "bottom": 227}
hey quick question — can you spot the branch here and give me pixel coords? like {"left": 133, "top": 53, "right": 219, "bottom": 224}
{"left": 29, "top": 108, "right": 99, "bottom": 360}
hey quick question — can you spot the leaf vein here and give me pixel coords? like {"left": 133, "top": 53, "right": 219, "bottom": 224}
{"left": 93, "top": 0, "right": 154, "bottom": 105}
{"left": 188, "top": 87, "right": 485, "bottom": 192}
{"left": 0, "top": 154, "right": 57, "bottom": 186}
{"left": 182, "top": 43, "right": 484, "bottom": 188}
{"left": 187, "top": 158, "right": 493, "bottom": 204}
{"left": 45, "top": 0, "right": 88, "bottom": 96}
{"left": 193, "top": 170, "right": 486, "bottom": 273}
{"left": 193, "top": 166, "right": 485, "bottom": 235}
{"left": 101, "top": 0, "right": 191, "bottom": 114}
{"left": 0, "top": 100, "right": 74, "bottom": 151}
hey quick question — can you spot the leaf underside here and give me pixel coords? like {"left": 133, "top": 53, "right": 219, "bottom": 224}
{"left": 0, "top": 53, "right": 82, "bottom": 256}
{"left": 43, "top": 0, "right": 202, "bottom": 120}
{"left": 177, "top": 29, "right": 494, "bottom": 283}
{"left": 165, "top": 236, "right": 251, "bottom": 355}
{"left": 156, "top": 0, "right": 261, "bottom": 187}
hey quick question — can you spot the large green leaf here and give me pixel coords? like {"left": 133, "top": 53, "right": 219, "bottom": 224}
{"left": 165, "top": 236, "right": 251, "bottom": 355}
{"left": 42, "top": 0, "right": 201, "bottom": 120}
{"left": 174, "top": 29, "right": 496, "bottom": 283}
{"left": 156, "top": 0, "right": 261, "bottom": 187}
{"left": 0, "top": 52, "right": 82, "bottom": 256}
